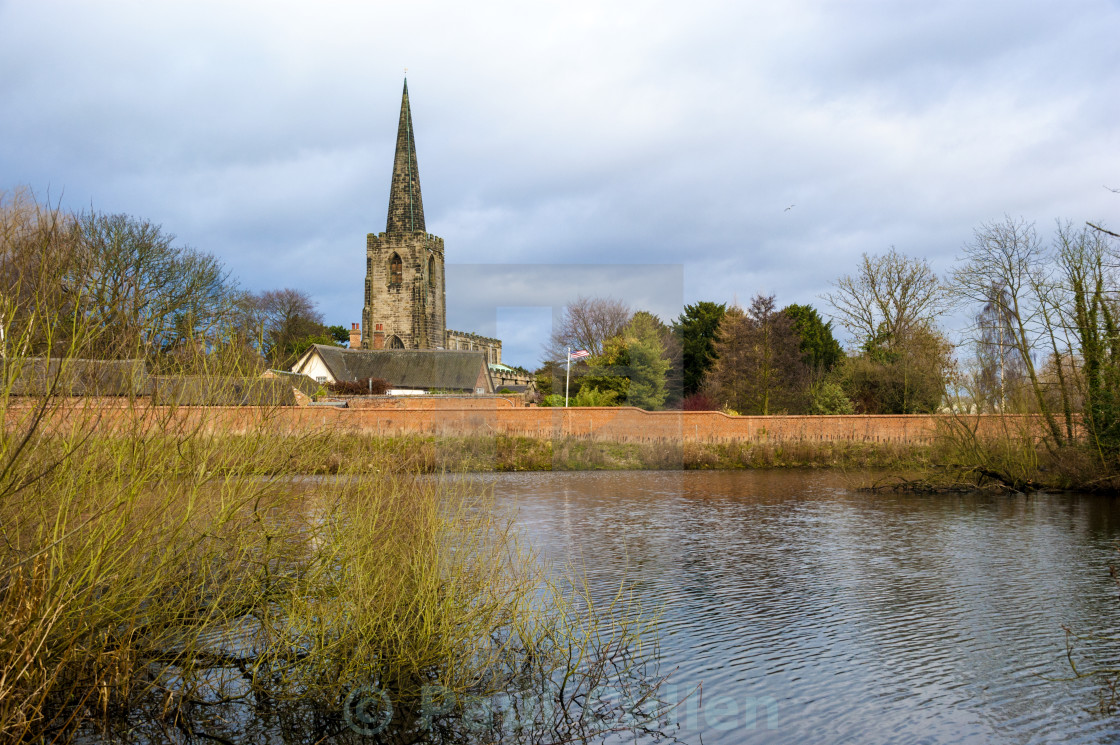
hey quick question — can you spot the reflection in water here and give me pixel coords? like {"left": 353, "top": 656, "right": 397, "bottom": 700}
{"left": 475, "top": 470, "right": 1120, "bottom": 745}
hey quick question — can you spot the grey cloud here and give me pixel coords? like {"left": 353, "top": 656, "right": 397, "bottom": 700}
{"left": 2, "top": 1, "right": 1118, "bottom": 368}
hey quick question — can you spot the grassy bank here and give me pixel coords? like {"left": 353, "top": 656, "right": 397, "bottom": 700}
{"left": 334, "top": 433, "right": 935, "bottom": 473}
{"left": 49, "top": 431, "right": 932, "bottom": 475}
{"left": 21, "top": 425, "right": 939, "bottom": 477}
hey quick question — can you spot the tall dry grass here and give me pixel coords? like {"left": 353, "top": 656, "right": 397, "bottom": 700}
{"left": 1, "top": 418, "right": 669, "bottom": 743}
{"left": 128, "top": 431, "right": 928, "bottom": 476}
{"left": 1, "top": 408, "right": 670, "bottom": 741}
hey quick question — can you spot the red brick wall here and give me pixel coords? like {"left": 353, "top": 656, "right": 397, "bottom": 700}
{"left": 6, "top": 401, "right": 1059, "bottom": 444}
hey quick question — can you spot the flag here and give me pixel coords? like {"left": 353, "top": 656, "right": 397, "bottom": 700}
{"left": 569, "top": 349, "right": 590, "bottom": 360}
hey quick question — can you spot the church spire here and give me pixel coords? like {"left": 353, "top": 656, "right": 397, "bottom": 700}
{"left": 385, "top": 78, "right": 426, "bottom": 234}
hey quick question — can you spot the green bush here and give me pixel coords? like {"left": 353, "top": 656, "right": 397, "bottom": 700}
{"left": 574, "top": 385, "right": 620, "bottom": 407}
{"left": 811, "top": 381, "right": 855, "bottom": 414}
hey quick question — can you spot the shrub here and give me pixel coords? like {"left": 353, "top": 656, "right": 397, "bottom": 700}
{"left": 573, "top": 386, "right": 620, "bottom": 406}
{"left": 811, "top": 381, "right": 855, "bottom": 414}
{"left": 682, "top": 392, "right": 717, "bottom": 411}
{"left": 327, "top": 377, "right": 390, "bottom": 395}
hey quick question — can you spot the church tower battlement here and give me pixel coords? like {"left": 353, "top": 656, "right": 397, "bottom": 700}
{"left": 362, "top": 79, "right": 447, "bottom": 350}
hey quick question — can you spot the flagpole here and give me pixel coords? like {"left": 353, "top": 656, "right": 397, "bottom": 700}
{"left": 565, "top": 347, "right": 571, "bottom": 407}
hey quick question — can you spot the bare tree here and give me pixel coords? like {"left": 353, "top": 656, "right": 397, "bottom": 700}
{"left": 968, "top": 282, "right": 1031, "bottom": 412}
{"left": 0, "top": 188, "right": 82, "bottom": 357}
{"left": 68, "top": 211, "right": 234, "bottom": 359}
{"left": 824, "top": 247, "right": 950, "bottom": 350}
{"left": 256, "top": 288, "right": 326, "bottom": 368}
{"left": 546, "top": 295, "right": 632, "bottom": 360}
{"left": 950, "top": 217, "right": 1072, "bottom": 442}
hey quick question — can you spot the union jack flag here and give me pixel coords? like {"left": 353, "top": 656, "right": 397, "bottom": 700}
{"left": 569, "top": 349, "right": 590, "bottom": 360}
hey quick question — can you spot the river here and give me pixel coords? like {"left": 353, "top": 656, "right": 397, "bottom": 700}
{"left": 477, "top": 470, "right": 1120, "bottom": 745}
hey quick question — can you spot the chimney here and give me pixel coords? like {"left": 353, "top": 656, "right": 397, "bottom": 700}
{"left": 349, "top": 322, "right": 362, "bottom": 350}
{"left": 373, "top": 323, "right": 385, "bottom": 350}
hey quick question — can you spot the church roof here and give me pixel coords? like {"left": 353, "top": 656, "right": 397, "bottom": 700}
{"left": 385, "top": 78, "right": 426, "bottom": 234}
{"left": 304, "top": 345, "right": 492, "bottom": 392}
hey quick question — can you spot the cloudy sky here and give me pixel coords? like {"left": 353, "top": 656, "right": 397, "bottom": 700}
{"left": 2, "top": 1, "right": 1118, "bottom": 367}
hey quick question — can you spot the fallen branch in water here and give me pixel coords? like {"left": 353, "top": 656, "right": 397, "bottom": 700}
{"left": 857, "top": 468, "right": 1027, "bottom": 494}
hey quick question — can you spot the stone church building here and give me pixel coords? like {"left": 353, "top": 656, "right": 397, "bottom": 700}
{"left": 359, "top": 80, "right": 503, "bottom": 365}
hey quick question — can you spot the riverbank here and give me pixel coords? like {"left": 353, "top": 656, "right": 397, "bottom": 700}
{"left": 350, "top": 433, "right": 940, "bottom": 472}
{"left": 46, "top": 431, "right": 936, "bottom": 475}
{"left": 58, "top": 427, "right": 1107, "bottom": 491}
{"left": 11, "top": 398, "right": 1104, "bottom": 488}
{"left": 321, "top": 433, "right": 939, "bottom": 473}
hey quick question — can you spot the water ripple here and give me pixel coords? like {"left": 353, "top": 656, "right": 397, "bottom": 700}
{"left": 480, "top": 470, "right": 1120, "bottom": 745}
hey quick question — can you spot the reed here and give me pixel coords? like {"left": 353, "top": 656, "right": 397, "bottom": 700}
{"left": 62, "top": 431, "right": 927, "bottom": 475}
{"left": 26, "top": 427, "right": 936, "bottom": 472}
{"left": 0, "top": 373, "right": 672, "bottom": 739}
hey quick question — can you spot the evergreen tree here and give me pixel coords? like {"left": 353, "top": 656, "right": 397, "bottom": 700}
{"left": 326, "top": 325, "right": 350, "bottom": 346}
{"left": 621, "top": 312, "right": 671, "bottom": 410}
{"left": 582, "top": 311, "right": 670, "bottom": 410}
{"left": 783, "top": 304, "right": 843, "bottom": 372}
{"left": 673, "top": 301, "right": 726, "bottom": 396}
{"left": 580, "top": 338, "right": 630, "bottom": 404}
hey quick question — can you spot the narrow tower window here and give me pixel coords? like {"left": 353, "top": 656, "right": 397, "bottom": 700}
{"left": 365, "top": 258, "right": 372, "bottom": 304}
{"left": 388, "top": 253, "right": 403, "bottom": 286}
{"left": 428, "top": 255, "right": 436, "bottom": 288}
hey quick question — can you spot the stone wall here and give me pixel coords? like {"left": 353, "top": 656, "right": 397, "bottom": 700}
{"left": 363, "top": 231, "right": 446, "bottom": 350}
{"left": 446, "top": 330, "right": 501, "bottom": 364}
{"left": 491, "top": 370, "right": 534, "bottom": 390}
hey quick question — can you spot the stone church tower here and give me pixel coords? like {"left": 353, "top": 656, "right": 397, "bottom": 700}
{"left": 362, "top": 80, "right": 446, "bottom": 350}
